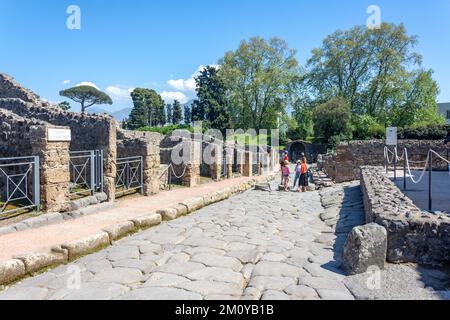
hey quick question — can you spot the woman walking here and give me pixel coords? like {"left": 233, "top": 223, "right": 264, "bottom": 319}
{"left": 299, "top": 157, "right": 309, "bottom": 193}
{"left": 293, "top": 160, "right": 301, "bottom": 191}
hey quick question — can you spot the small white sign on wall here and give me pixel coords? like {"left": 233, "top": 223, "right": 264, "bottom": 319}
{"left": 386, "top": 127, "right": 398, "bottom": 146}
{"left": 48, "top": 128, "right": 72, "bottom": 142}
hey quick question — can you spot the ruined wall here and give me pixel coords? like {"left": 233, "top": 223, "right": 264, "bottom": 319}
{"left": 325, "top": 140, "right": 448, "bottom": 183}
{"left": 117, "top": 130, "right": 162, "bottom": 196}
{"left": 0, "top": 109, "right": 44, "bottom": 157}
{"left": 160, "top": 132, "right": 201, "bottom": 187}
{"left": 0, "top": 109, "right": 71, "bottom": 212}
{"left": 361, "top": 166, "right": 450, "bottom": 266}
{"left": 0, "top": 73, "right": 119, "bottom": 200}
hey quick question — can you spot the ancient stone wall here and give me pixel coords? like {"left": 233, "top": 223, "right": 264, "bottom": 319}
{"left": 0, "top": 109, "right": 45, "bottom": 157}
{"left": 117, "top": 137, "right": 161, "bottom": 196}
{"left": 360, "top": 166, "right": 450, "bottom": 266}
{"left": 324, "top": 140, "right": 448, "bottom": 183}
{"left": 0, "top": 109, "right": 71, "bottom": 212}
{"left": 30, "top": 126, "right": 71, "bottom": 212}
{"left": 160, "top": 132, "right": 201, "bottom": 187}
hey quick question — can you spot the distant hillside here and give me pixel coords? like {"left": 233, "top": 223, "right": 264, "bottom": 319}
{"left": 87, "top": 107, "right": 132, "bottom": 121}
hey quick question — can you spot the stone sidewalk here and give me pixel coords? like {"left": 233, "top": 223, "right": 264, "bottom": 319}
{"left": 0, "top": 174, "right": 274, "bottom": 286}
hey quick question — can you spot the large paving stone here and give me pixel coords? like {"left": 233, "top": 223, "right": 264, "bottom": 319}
{"left": 0, "top": 286, "right": 49, "bottom": 300}
{"left": 186, "top": 267, "right": 245, "bottom": 286}
{"left": 298, "top": 276, "right": 348, "bottom": 291}
{"left": 121, "top": 287, "right": 202, "bottom": 300}
{"left": 156, "top": 262, "right": 206, "bottom": 276}
{"left": 252, "top": 262, "right": 302, "bottom": 278}
{"left": 49, "top": 282, "right": 129, "bottom": 300}
{"left": 249, "top": 276, "right": 296, "bottom": 291}
{"left": 88, "top": 268, "right": 143, "bottom": 285}
{"left": 284, "top": 285, "right": 319, "bottom": 300}
{"left": 176, "top": 280, "right": 243, "bottom": 296}
{"left": 317, "top": 289, "right": 355, "bottom": 300}
{"left": 191, "top": 254, "right": 242, "bottom": 272}
{"left": 143, "top": 272, "right": 191, "bottom": 287}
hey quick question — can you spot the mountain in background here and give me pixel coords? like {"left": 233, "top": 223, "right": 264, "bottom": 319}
{"left": 87, "top": 106, "right": 132, "bottom": 121}
{"left": 85, "top": 99, "right": 196, "bottom": 122}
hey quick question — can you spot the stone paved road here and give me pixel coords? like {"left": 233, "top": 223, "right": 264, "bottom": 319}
{"left": 1, "top": 181, "right": 449, "bottom": 300}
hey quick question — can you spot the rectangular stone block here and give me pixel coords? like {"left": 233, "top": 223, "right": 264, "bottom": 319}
{"left": 0, "top": 259, "right": 26, "bottom": 286}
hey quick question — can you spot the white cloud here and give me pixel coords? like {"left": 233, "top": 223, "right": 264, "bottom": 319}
{"left": 75, "top": 81, "right": 100, "bottom": 90}
{"left": 105, "top": 85, "right": 134, "bottom": 101}
{"left": 167, "top": 64, "right": 221, "bottom": 93}
{"left": 167, "top": 78, "right": 196, "bottom": 92}
{"left": 160, "top": 91, "right": 188, "bottom": 104}
{"left": 63, "top": 80, "right": 71, "bottom": 85}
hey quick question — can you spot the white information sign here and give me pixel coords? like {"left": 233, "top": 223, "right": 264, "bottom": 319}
{"left": 48, "top": 128, "right": 72, "bottom": 142}
{"left": 386, "top": 127, "right": 398, "bottom": 146}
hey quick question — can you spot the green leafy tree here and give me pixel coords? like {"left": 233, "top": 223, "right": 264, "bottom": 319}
{"left": 59, "top": 86, "right": 112, "bottom": 113}
{"left": 166, "top": 103, "right": 173, "bottom": 125}
{"left": 305, "top": 23, "right": 440, "bottom": 128}
{"left": 58, "top": 101, "right": 71, "bottom": 111}
{"left": 127, "top": 88, "right": 166, "bottom": 129}
{"left": 291, "top": 99, "right": 314, "bottom": 140}
{"left": 191, "top": 100, "right": 205, "bottom": 122}
{"left": 172, "top": 100, "right": 183, "bottom": 125}
{"left": 313, "top": 97, "right": 353, "bottom": 144}
{"left": 194, "top": 66, "right": 231, "bottom": 133}
{"left": 220, "top": 37, "right": 301, "bottom": 130}
{"left": 184, "top": 104, "right": 192, "bottom": 125}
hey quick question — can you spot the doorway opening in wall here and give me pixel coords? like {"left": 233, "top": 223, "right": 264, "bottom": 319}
{"left": 159, "top": 164, "right": 188, "bottom": 191}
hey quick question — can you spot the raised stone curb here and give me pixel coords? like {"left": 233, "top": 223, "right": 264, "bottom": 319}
{"left": 103, "top": 221, "right": 137, "bottom": 242}
{"left": 14, "top": 252, "right": 68, "bottom": 274}
{"left": 61, "top": 232, "right": 111, "bottom": 261}
{"left": 157, "top": 208, "right": 180, "bottom": 221}
{"left": 131, "top": 214, "right": 162, "bottom": 229}
{"left": 0, "top": 260, "right": 26, "bottom": 286}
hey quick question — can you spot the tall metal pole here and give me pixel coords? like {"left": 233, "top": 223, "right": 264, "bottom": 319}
{"left": 33, "top": 156, "right": 40, "bottom": 211}
{"left": 394, "top": 148, "right": 397, "bottom": 181}
{"left": 385, "top": 146, "right": 388, "bottom": 174}
{"left": 429, "top": 150, "right": 433, "bottom": 212}
{"left": 403, "top": 149, "right": 407, "bottom": 191}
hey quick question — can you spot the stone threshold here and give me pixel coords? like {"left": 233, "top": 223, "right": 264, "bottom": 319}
{"left": 0, "top": 173, "right": 276, "bottom": 288}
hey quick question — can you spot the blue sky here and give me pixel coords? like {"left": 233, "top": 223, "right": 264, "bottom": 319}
{"left": 1, "top": 0, "right": 449, "bottom": 112}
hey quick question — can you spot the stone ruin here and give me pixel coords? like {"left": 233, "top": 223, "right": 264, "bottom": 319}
{"left": 319, "top": 140, "right": 448, "bottom": 183}
{"left": 0, "top": 74, "right": 278, "bottom": 216}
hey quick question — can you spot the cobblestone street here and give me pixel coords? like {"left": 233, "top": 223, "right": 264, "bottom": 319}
{"left": 1, "top": 181, "right": 449, "bottom": 300}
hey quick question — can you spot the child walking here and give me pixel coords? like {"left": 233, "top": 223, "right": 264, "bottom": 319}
{"left": 281, "top": 160, "right": 291, "bottom": 191}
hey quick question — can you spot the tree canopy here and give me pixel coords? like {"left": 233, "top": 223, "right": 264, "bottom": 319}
{"left": 220, "top": 37, "right": 301, "bottom": 130}
{"left": 127, "top": 88, "right": 165, "bottom": 129}
{"left": 194, "top": 65, "right": 231, "bottom": 133}
{"left": 304, "top": 23, "right": 442, "bottom": 129}
{"left": 59, "top": 86, "right": 112, "bottom": 113}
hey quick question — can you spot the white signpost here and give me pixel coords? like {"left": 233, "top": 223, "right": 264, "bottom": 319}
{"left": 47, "top": 128, "right": 72, "bottom": 142}
{"left": 386, "top": 127, "right": 398, "bottom": 146}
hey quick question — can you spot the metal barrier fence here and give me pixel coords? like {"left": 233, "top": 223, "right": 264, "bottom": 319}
{"left": 384, "top": 146, "right": 450, "bottom": 212}
{"left": 0, "top": 156, "right": 40, "bottom": 216}
{"left": 115, "top": 156, "right": 144, "bottom": 197}
{"left": 69, "top": 150, "right": 104, "bottom": 198}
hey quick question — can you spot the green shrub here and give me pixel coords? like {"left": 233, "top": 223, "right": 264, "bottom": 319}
{"left": 138, "top": 124, "right": 194, "bottom": 135}
{"left": 398, "top": 125, "right": 449, "bottom": 140}
{"left": 352, "top": 115, "right": 385, "bottom": 140}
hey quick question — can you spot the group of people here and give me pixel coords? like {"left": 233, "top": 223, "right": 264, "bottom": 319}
{"left": 280, "top": 151, "right": 310, "bottom": 192}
